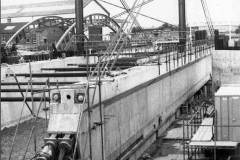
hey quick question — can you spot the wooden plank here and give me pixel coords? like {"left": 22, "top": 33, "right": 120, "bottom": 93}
{"left": 191, "top": 118, "right": 213, "bottom": 141}
{"left": 189, "top": 141, "right": 238, "bottom": 148}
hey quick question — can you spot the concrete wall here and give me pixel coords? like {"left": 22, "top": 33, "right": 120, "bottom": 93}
{"left": 1, "top": 56, "right": 98, "bottom": 129}
{"left": 213, "top": 50, "right": 240, "bottom": 87}
{"left": 78, "top": 54, "right": 212, "bottom": 160}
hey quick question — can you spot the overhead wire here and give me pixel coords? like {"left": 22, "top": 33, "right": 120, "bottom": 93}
{"left": 109, "top": 0, "right": 145, "bottom": 71}
{"left": 99, "top": 0, "right": 142, "bottom": 76}
{"left": 98, "top": 0, "right": 177, "bottom": 27}
{"left": 112, "top": 0, "right": 154, "bottom": 19}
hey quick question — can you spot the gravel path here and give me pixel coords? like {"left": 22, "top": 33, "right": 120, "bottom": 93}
{"left": 2, "top": 118, "right": 47, "bottom": 160}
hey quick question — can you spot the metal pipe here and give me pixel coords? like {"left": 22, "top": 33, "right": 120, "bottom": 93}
{"left": 1, "top": 89, "right": 49, "bottom": 92}
{"left": 86, "top": 38, "right": 93, "bottom": 160}
{"left": 36, "top": 134, "right": 58, "bottom": 160}
{"left": 23, "top": 94, "right": 44, "bottom": 160}
{"left": 36, "top": 144, "right": 56, "bottom": 160}
{"left": 0, "top": 2, "right": 2, "bottom": 159}
{"left": 93, "top": 0, "right": 110, "bottom": 16}
{"left": 58, "top": 135, "right": 74, "bottom": 160}
{"left": 67, "top": 61, "right": 138, "bottom": 67}
{"left": 12, "top": 74, "right": 34, "bottom": 115}
{"left": 7, "top": 72, "right": 98, "bottom": 77}
{"left": 29, "top": 62, "right": 37, "bottom": 153}
{"left": 40, "top": 66, "right": 132, "bottom": 71}
{"left": 98, "top": 57, "right": 105, "bottom": 160}
{"left": 1, "top": 81, "right": 77, "bottom": 86}
{"left": 1, "top": 97, "right": 50, "bottom": 102}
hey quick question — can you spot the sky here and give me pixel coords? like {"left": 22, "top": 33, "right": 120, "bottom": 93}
{"left": 1, "top": 0, "right": 240, "bottom": 28}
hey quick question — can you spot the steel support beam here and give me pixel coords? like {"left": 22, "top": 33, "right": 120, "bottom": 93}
{"left": 178, "top": 0, "right": 186, "bottom": 46}
{"left": 93, "top": 0, "right": 110, "bottom": 16}
{"left": 6, "top": 72, "right": 94, "bottom": 78}
{"left": 75, "top": 0, "right": 84, "bottom": 56}
{"left": 40, "top": 66, "right": 132, "bottom": 71}
{"left": 1, "top": 97, "right": 50, "bottom": 102}
{"left": 0, "top": 0, "right": 2, "bottom": 158}
{"left": 1, "top": 81, "right": 77, "bottom": 86}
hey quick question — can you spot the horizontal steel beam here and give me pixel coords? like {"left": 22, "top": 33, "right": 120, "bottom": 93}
{"left": 1, "top": 81, "right": 77, "bottom": 86}
{"left": 1, "top": 97, "right": 50, "bottom": 102}
{"left": 1, "top": 89, "right": 49, "bottom": 93}
{"left": 7, "top": 72, "right": 98, "bottom": 78}
{"left": 41, "top": 66, "right": 131, "bottom": 71}
{"left": 67, "top": 62, "right": 137, "bottom": 67}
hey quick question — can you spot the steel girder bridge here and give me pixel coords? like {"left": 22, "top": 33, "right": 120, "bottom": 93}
{"left": 5, "top": 13, "right": 121, "bottom": 53}
{"left": 56, "top": 13, "right": 121, "bottom": 52}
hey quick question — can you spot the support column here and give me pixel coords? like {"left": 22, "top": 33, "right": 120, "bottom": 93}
{"left": 178, "top": 0, "right": 186, "bottom": 46}
{"left": 0, "top": 0, "right": 2, "bottom": 158}
{"left": 75, "top": 0, "right": 84, "bottom": 56}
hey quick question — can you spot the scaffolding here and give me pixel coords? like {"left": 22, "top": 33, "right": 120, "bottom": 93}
{"left": 183, "top": 103, "right": 240, "bottom": 160}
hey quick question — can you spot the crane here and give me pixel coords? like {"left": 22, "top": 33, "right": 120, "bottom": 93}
{"left": 200, "top": 0, "right": 215, "bottom": 37}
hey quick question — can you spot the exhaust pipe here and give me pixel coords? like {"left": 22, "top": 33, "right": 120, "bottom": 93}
{"left": 35, "top": 134, "right": 75, "bottom": 160}
{"left": 36, "top": 135, "right": 57, "bottom": 160}
{"left": 58, "top": 135, "right": 74, "bottom": 160}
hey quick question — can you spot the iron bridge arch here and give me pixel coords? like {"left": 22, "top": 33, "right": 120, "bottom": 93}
{"left": 56, "top": 13, "right": 121, "bottom": 51}
{"left": 6, "top": 16, "right": 73, "bottom": 47}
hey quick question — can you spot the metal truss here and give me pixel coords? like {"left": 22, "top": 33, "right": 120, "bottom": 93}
{"left": 56, "top": 13, "right": 120, "bottom": 51}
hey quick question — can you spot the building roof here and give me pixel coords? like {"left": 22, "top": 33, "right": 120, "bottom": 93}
{"left": 215, "top": 84, "right": 240, "bottom": 96}
{"left": 131, "top": 23, "right": 179, "bottom": 33}
{"left": 0, "top": 22, "right": 27, "bottom": 34}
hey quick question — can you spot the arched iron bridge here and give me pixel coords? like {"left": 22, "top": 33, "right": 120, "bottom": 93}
{"left": 6, "top": 16, "right": 73, "bottom": 47}
{"left": 56, "top": 13, "right": 121, "bottom": 51}
{"left": 6, "top": 14, "right": 121, "bottom": 52}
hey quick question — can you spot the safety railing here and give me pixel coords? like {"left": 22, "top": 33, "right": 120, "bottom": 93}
{"left": 182, "top": 103, "right": 240, "bottom": 160}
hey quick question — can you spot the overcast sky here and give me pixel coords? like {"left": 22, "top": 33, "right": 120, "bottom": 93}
{"left": 1, "top": 0, "right": 240, "bottom": 27}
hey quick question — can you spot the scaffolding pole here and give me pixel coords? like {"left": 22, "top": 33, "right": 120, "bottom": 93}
{"left": 0, "top": 0, "right": 2, "bottom": 160}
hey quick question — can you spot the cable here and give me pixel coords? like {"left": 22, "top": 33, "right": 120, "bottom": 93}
{"left": 112, "top": 0, "right": 155, "bottom": 19}
{"left": 98, "top": 0, "right": 177, "bottom": 27}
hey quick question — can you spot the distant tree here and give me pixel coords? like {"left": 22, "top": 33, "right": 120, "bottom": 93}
{"left": 235, "top": 26, "right": 240, "bottom": 34}
{"left": 131, "top": 26, "right": 142, "bottom": 33}
{"left": 158, "top": 23, "right": 177, "bottom": 31}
